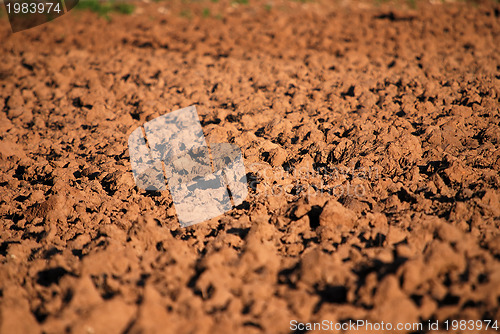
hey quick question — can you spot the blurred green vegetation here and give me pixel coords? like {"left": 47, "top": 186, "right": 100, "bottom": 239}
{"left": 75, "top": 0, "right": 135, "bottom": 18}
{"left": 70, "top": 0, "right": 499, "bottom": 23}
{"left": 179, "top": 8, "right": 192, "bottom": 17}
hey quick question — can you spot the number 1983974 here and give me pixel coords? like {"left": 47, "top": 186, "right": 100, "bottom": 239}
{"left": 5, "top": 1, "right": 61, "bottom": 14}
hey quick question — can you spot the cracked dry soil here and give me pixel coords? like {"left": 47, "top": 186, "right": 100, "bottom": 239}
{"left": 0, "top": 0, "right": 499, "bottom": 333}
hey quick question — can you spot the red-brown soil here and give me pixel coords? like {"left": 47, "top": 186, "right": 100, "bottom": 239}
{"left": 0, "top": 0, "right": 499, "bottom": 333}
